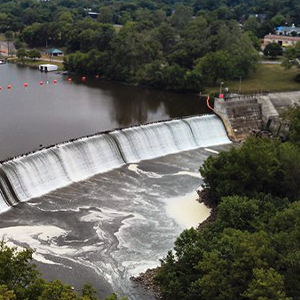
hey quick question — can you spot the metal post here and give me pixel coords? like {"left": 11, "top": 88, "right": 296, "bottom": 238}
{"left": 239, "top": 75, "right": 242, "bottom": 93}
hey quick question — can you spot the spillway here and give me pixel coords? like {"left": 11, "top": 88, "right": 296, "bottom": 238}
{"left": 0, "top": 115, "right": 230, "bottom": 211}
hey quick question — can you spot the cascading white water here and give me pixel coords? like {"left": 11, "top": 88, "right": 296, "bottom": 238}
{"left": 1, "top": 135, "right": 125, "bottom": 202}
{"left": 0, "top": 190, "right": 9, "bottom": 212}
{"left": 0, "top": 115, "right": 230, "bottom": 210}
{"left": 165, "top": 119, "right": 198, "bottom": 151}
{"left": 111, "top": 123, "right": 180, "bottom": 162}
{"left": 185, "top": 115, "right": 230, "bottom": 147}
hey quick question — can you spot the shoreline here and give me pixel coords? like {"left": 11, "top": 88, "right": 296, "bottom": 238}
{"left": 7, "top": 58, "right": 63, "bottom": 70}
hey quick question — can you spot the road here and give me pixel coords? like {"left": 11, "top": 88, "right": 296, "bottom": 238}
{"left": 260, "top": 60, "right": 282, "bottom": 64}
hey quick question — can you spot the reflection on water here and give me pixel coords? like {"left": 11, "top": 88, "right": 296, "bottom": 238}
{"left": 0, "top": 64, "right": 209, "bottom": 160}
{"left": 69, "top": 75, "right": 209, "bottom": 127}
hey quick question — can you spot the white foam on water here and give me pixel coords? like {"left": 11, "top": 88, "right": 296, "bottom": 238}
{"left": 164, "top": 191, "right": 211, "bottom": 228}
{"left": 204, "top": 148, "right": 219, "bottom": 154}
{"left": 0, "top": 225, "right": 72, "bottom": 266}
{"left": 0, "top": 191, "right": 9, "bottom": 212}
{"left": 172, "top": 171, "right": 202, "bottom": 178}
{"left": 127, "top": 164, "right": 163, "bottom": 178}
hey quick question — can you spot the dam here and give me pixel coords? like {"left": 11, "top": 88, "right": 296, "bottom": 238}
{"left": 0, "top": 114, "right": 231, "bottom": 299}
{"left": 0, "top": 115, "right": 229, "bottom": 211}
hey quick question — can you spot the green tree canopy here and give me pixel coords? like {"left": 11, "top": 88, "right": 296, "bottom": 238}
{"left": 263, "top": 42, "right": 283, "bottom": 58}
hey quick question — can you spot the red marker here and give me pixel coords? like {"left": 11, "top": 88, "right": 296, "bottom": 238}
{"left": 7, "top": 85, "right": 12, "bottom": 90}
{"left": 81, "top": 76, "right": 86, "bottom": 82}
{"left": 39, "top": 81, "right": 44, "bottom": 85}
{"left": 53, "top": 79, "right": 58, "bottom": 84}
{"left": 24, "top": 83, "right": 28, "bottom": 88}
{"left": 95, "top": 75, "right": 99, "bottom": 79}
{"left": 68, "top": 78, "right": 72, "bottom": 83}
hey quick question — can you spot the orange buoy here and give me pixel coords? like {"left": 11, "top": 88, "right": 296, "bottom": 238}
{"left": 39, "top": 81, "right": 44, "bottom": 85}
{"left": 7, "top": 85, "right": 12, "bottom": 90}
{"left": 81, "top": 76, "right": 86, "bottom": 82}
{"left": 53, "top": 79, "right": 58, "bottom": 84}
{"left": 24, "top": 83, "right": 28, "bottom": 88}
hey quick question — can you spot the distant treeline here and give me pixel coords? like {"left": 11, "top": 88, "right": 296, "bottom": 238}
{"left": 1, "top": 0, "right": 298, "bottom": 91}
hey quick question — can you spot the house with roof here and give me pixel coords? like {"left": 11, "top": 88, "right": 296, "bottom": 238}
{"left": 276, "top": 24, "right": 300, "bottom": 36}
{"left": 45, "top": 48, "right": 64, "bottom": 57}
{"left": 263, "top": 34, "right": 300, "bottom": 49}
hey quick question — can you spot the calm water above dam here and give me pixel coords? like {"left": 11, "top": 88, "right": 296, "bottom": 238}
{"left": 0, "top": 63, "right": 208, "bottom": 160}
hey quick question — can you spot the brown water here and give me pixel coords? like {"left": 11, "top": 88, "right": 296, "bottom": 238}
{"left": 0, "top": 64, "right": 209, "bottom": 160}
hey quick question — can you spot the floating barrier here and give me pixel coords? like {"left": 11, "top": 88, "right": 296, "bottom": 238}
{"left": 0, "top": 76, "right": 98, "bottom": 91}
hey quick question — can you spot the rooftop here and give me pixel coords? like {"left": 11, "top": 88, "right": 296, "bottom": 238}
{"left": 45, "top": 48, "right": 63, "bottom": 54}
{"left": 264, "top": 34, "right": 300, "bottom": 41}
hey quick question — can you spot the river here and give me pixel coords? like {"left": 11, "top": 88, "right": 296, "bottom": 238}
{"left": 0, "top": 64, "right": 226, "bottom": 300}
{"left": 0, "top": 63, "right": 208, "bottom": 161}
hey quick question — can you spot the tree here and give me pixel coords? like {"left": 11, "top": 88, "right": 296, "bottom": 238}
{"left": 0, "top": 285, "right": 15, "bottom": 300}
{"left": 283, "top": 41, "right": 300, "bottom": 71}
{"left": 200, "top": 137, "right": 300, "bottom": 204}
{"left": 281, "top": 105, "right": 300, "bottom": 144}
{"left": 197, "top": 50, "right": 233, "bottom": 84}
{"left": 0, "top": 241, "right": 38, "bottom": 300}
{"left": 4, "top": 31, "right": 13, "bottom": 56}
{"left": 97, "top": 7, "right": 114, "bottom": 24}
{"left": 263, "top": 42, "right": 283, "bottom": 58}
{"left": 16, "top": 48, "right": 27, "bottom": 62}
{"left": 13, "top": 39, "right": 23, "bottom": 50}
{"left": 243, "top": 17, "right": 260, "bottom": 36}
{"left": 28, "top": 49, "right": 41, "bottom": 60}
{"left": 170, "top": 5, "right": 193, "bottom": 30}
{"left": 243, "top": 268, "right": 291, "bottom": 300}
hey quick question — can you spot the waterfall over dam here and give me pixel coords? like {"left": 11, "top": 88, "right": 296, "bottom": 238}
{"left": 0, "top": 115, "right": 230, "bottom": 212}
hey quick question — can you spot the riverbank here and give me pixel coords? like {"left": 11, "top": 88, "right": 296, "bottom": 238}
{"left": 8, "top": 57, "right": 63, "bottom": 70}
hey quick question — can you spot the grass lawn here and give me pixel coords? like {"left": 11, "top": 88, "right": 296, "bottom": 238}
{"left": 206, "top": 64, "right": 300, "bottom": 94}
{"left": 9, "top": 58, "right": 63, "bottom": 70}
{"left": 40, "top": 54, "right": 64, "bottom": 61}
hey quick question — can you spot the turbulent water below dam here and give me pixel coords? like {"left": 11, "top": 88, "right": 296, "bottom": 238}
{"left": 0, "top": 115, "right": 231, "bottom": 299}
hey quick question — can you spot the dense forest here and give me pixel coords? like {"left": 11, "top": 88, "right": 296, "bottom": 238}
{"left": 154, "top": 106, "right": 300, "bottom": 300}
{"left": 2, "top": 0, "right": 300, "bottom": 90}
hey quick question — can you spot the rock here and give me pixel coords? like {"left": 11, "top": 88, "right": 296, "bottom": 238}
{"left": 131, "top": 268, "right": 162, "bottom": 299}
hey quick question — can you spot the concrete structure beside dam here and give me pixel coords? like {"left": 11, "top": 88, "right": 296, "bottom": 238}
{"left": 214, "top": 91, "right": 300, "bottom": 140}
